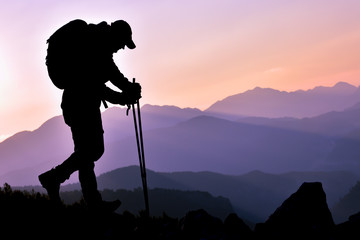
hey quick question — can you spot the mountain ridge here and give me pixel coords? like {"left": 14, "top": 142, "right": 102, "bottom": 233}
{"left": 3, "top": 89, "right": 360, "bottom": 185}
{"left": 206, "top": 82, "right": 360, "bottom": 118}
{"left": 2, "top": 81, "right": 359, "bottom": 143}
{"left": 2, "top": 82, "right": 360, "bottom": 190}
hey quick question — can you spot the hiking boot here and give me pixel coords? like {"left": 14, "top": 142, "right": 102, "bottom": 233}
{"left": 88, "top": 200, "right": 122, "bottom": 213}
{"left": 38, "top": 169, "right": 61, "bottom": 203}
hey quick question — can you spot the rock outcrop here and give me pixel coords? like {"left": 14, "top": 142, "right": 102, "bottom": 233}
{"left": 255, "top": 182, "right": 335, "bottom": 239}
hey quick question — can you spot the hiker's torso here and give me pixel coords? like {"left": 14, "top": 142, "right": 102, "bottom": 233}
{"left": 61, "top": 22, "right": 116, "bottom": 111}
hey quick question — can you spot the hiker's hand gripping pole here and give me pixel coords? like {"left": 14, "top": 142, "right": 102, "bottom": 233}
{"left": 131, "top": 78, "right": 150, "bottom": 218}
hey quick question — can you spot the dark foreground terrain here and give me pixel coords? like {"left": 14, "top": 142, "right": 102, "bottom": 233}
{"left": 1, "top": 182, "right": 360, "bottom": 240}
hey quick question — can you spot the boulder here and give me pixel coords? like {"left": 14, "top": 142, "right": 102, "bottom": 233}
{"left": 255, "top": 182, "right": 335, "bottom": 239}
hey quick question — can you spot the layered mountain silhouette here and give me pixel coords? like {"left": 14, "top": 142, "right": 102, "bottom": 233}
{"left": 236, "top": 106, "right": 360, "bottom": 137}
{"left": 2, "top": 82, "right": 360, "bottom": 239}
{"left": 206, "top": 81, "right": 360, "bottom": 118}
{"left": 2, "top": 82, "right": 360, "bottom": 185}
{"left": 0, "top": 114, "right": 334, "bottom": 183}
{"left": 2, "top": 82, "right": 360, "bottom": 224}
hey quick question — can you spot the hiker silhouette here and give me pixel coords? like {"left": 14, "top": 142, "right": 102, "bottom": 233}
{"left": 39, "top": 19, "right": 141, "bottom": 211}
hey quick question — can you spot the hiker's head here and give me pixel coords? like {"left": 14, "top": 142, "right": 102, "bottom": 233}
{"left": 110, "top": 20, "right": 136, "bottom": 53}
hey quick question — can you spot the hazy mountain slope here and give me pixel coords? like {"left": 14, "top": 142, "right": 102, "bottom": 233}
{"left": 206, "top": 82, "right": 360, "bottom": 118}
{"left": 102, "top": 105, "right": 203, "bottom": 143}
{"left": 237, "top": 107, "right": 360, "bottom": 137}
{"left": 0, "top": 105, "right": 203, "bottom": 185}
{"left": 323, "top": 129, "right": 360, "bottom": 172}
{"left": 100, "top": 115, "right": 332, "bottom": 175}
{"left": 0, "top": 116, "right": 73, "bottom": 179}
{"left": 0, "top": 114, "right": 335, "bottom": 185}
{"left": 331, "top": 181, "right": 360, "bottom": 223}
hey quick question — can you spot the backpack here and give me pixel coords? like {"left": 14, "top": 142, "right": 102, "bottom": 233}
{"left": 46, "top": 19, "right": 88, "bottom": 89}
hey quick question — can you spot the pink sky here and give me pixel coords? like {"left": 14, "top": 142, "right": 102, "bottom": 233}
{"left": 1, "top": 0, "right": 360, "bottom": 141}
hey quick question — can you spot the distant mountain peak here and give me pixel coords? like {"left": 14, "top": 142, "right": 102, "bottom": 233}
{"left": 334, "top": 81, "right": 356, "bottom": 88}
{"left": 333, "top": 82, "right": 358, "bottom": 93}
{"left": 240, "top": 82, "right": 357, "bottom": 98}
{"left": 141, "top": 104, "right": 202, "bottom": 113}
{"left": 246, "top": 87, "right": 282, "bottom": 95}
{"left": 206, "top": 81, "right": 360, "bottom": 118}
{"left": 311, "top": 82, "right": 357, "bottom": 95}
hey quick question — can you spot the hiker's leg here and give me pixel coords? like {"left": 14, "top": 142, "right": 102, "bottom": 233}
{"left": 79, "top": 161, "right": 102, "bottom": 204}
{"left": 70, "top": 108, "right": 104, "bottom": 204}
{"left": 51, "top": 152, "right": 81, "bottom": 183}
{"left": 76, "top": 130, "right": 104, "bottom": 205}
{"left": 39, "top": 107, "right": 103, "bottom": 201}
{"left": 79, "top": 161, "right": 121, "bottom": 212}
{"left": 38, "top": 130, "right": 92, "bottom": 202}
{"left": 49, "top": 114, "right": 104, "bottom": 181}
{"left": 59, "top": 105, "right": 104, "bottom": 173}
{"left": 71, "top": 109, "right": 120, "bottom": 210}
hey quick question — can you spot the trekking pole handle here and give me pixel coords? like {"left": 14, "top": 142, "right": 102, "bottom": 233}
{"left": 125, "top": 78, "right": 135, "bottom": 116}
{"left": 126, "top": 78, "right": 137, "bottom": 116}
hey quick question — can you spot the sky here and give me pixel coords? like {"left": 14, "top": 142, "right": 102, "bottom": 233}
{"left": 1, "top": 0, "right": 360, "bottom": 141}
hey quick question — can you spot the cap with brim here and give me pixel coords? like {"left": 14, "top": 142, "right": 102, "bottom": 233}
{"left": 126, "top": 37, "right": 136, "bottom": 49}
{"left": 111, "top": 20, "right": 136, "bottom": 49}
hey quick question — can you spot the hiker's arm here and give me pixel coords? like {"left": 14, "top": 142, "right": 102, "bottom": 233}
{"left": 107, "top": 58, "right": 132, "bottom": 91}
{"left": 104, "top": 57, "right": 141, "bottom": 98}
{"left": 102, "top": 86, "right": 135, "bottom": 105}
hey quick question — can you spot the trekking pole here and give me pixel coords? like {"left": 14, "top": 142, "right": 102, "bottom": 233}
{"left": 131, "top": 78, "right": 150, "bottom": 218}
